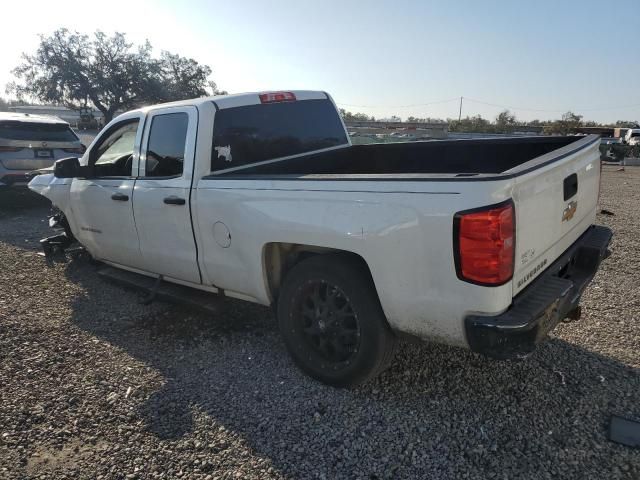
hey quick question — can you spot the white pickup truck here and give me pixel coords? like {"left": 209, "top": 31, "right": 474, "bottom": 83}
{"left": 29, "top": 90, "right": 612, "bottom": 387}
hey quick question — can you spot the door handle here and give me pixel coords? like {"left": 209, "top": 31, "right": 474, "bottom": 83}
{"left": 111, "top": 192, "right": 129, "bottom": 201}
{"left": 163, "top": 196, "right": 186, "bottom": 205}
{"left": 563, "top": 173, "right": 578, "bottom": 201}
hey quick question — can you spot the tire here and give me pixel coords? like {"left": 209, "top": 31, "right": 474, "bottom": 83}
{"left": 277, "top": 254, "right": 397, "bottom": 387}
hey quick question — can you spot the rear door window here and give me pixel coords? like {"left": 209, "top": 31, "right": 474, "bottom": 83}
{"left": 144, "top": 112, "right": 188, "bottom": 177}
{"left": 0, "top": 122, "right": 78, "bottom": 142}
{"left": 211, "top": 99, "right": 348, "bottom": 172}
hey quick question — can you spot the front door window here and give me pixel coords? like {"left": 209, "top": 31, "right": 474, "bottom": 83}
{"left": 91, "top": 120, "right": 139, "bottom": 177}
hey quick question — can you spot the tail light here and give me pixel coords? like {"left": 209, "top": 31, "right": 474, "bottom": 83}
{"left": 0, "top": 146, "right": 23, "bottom": 152}
{"left": 259, "top": 91, "right": 296, "bottom": 103}
{"left": 454, "top": 200, "right": 515, "bottom": 286}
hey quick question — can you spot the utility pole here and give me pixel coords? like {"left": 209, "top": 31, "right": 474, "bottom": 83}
{"left": 458, "top": 96, "right": 463, "bottom": 122}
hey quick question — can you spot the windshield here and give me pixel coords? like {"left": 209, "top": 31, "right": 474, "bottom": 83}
{"left": 0, "top": 121, "right": 78, "bottom": 142}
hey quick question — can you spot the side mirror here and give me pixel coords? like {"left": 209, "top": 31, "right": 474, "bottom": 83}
{"left": 53, "top": 157, "right": 82, "bottom": 178}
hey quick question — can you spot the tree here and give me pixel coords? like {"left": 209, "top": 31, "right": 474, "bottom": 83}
{"left": 614, "top": 120, "right": 640, "bottom": 128}
{"left": 562, "top": 111, "right": 583, "bottom": 126}
{"left": 7, "top": 29, "right": 223, "bottom": 123}
{"left": 339, "top": 109, "right": 375, "bottom": 122}
{"left": 544, "top": 111, "right": 583, "bottom": 135}
{"left": 495, "top": 110, "right": 517, "bottom": 132}
{"left": 448, "top": 114, "right": 492, "bottom": 133}
{"left": 153, "top": 51, "right": 226, "bottom": 102}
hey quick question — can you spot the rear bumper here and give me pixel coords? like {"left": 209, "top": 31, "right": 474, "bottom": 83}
{"left": 465, "top": 225, "right": 613, "bottom": 359}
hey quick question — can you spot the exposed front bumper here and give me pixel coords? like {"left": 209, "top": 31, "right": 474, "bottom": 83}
{"left": 465, "top": 225, "right": 613, "bottom": 359}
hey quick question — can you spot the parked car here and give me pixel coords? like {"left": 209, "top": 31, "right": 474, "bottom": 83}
{"left": 29, "top": 90, "right": 612, "bottom": 387}
{"left": 624, "top": 128, "right": 640, "bottom": 145}
{"left": 0, "top": 113, "right": 84, "bottom": 187}
{"left": 600, "top": 136, "right": 622, "bottom": 145}
{"left": 599, "top": 137, "right": 622, "bottom": 161}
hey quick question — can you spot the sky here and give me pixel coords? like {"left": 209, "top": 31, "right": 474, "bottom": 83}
{"left": 1, "top": 0, "right": 639, "bottom": 123}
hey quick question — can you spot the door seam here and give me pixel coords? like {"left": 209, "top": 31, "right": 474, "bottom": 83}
{"left": 189, "top": 105, "right": 204, "bottom": 284}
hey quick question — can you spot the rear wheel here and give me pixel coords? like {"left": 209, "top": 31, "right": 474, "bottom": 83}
{"left": 277, "top": 254, "right": 397, "bottom": 387}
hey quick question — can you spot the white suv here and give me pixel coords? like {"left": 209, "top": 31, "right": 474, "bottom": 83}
{"left": 0, "top": 112, "right": 84, "bottom": 187}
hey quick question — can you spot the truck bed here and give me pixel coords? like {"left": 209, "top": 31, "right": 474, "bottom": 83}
{"left": 216, "top": 135, "right": 588, "bottom": 178}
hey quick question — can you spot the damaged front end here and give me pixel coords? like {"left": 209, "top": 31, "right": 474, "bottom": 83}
{"left": 40, "top": 207, "right": 76, "bottom": 257}
{"left": 28, "top": 172, "right": 78, "bottom": 258}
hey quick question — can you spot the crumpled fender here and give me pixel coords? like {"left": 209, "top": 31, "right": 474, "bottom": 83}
{"left": 28, "top": 173, "right": 73, "bottom": 212}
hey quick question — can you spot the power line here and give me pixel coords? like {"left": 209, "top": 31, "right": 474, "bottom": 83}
{"left": 463, "top": 97, "right": 564, "bottom": 113}
{"left": 335, "top": 97, "right": 459, "bottom": 109}
{"left": 465, "top": 97, "right": 640, "bottom": 113}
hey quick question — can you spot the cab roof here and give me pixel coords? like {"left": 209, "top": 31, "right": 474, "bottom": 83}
{"left": 137, "top": 90, "right": 331, "bottom": 113}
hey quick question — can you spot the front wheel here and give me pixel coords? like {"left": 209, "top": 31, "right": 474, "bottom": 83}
{"left": 277, "top": 254, "right": 397, "bottom": 387}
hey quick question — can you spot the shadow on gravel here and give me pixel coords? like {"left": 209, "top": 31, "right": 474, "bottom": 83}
{"left": 0, "top": 188, "right": 52, "bottom": 251}
{"left": 63, "top": 255, "right": 640, "bottom": 478}
{"left": 0, "top": 187, "right": 50, "bottom": 214}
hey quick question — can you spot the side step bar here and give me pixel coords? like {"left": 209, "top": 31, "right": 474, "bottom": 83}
{"left": 97, "top": 266, "right": 221, "bottom": 315}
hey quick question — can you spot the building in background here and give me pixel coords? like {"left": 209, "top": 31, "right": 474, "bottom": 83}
{"left": 7, "top": 105, "right": 105, "bottom": 129}
{"left": 345, "top": 120, "right": 448, "bottom": 144}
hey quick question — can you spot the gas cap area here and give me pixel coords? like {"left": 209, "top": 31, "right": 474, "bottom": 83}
{"left": 213, "top": 221, "right": 231, "bottom": 248}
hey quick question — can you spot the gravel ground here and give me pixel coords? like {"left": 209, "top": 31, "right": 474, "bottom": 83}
{"left": 0, "top": 167, "right": 639, "bottom": 480}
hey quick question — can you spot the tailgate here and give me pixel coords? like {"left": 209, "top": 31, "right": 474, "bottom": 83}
{"left": 511, "top": 136, "right": 600, "bottom": 295}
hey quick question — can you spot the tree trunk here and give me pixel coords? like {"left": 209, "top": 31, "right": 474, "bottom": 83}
{"left": 103, "top": 105, "right": 120, "bottom": 125}
{"left": 89, "top": 98, "right": 113, "bottom": 127}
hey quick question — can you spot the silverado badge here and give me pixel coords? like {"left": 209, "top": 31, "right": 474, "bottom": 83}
{"left": 562, "top": 200, "right": 578, "bottom": 222}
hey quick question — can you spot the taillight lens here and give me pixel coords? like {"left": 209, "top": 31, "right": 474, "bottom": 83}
{"left": 259, "top": 91, "right": 296, "bottom": 103}
{"left": 454, "top": 201, "right": 515, "bottom": 286}
{"left": 0, "top": 146, "right": 23, "bottom": 152}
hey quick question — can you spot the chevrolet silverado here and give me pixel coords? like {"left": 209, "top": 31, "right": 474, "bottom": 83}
{"left": 28, "top": 90, "right": 612, "bottom": 386}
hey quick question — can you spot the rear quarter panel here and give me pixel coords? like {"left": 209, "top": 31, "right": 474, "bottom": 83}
{"left": 193, "top": 178, "right": 516, "bottom": 346}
